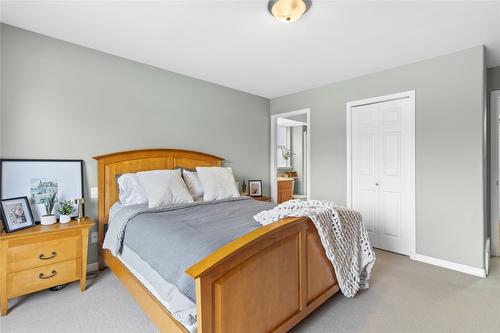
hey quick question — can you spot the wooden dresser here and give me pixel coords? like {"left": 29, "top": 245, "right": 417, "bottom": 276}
{"left": 0, "top": 218, "right": 93, "bottom": 315}
{"left": 277, "top": 178, "right": 294, "bottom": 203}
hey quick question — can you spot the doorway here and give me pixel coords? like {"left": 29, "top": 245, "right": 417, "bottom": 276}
{"left": 347, "top": 91, "right": 416, "bottom": 256}
{"left": 270, "top": 109, "right": 311, "bottom": 203}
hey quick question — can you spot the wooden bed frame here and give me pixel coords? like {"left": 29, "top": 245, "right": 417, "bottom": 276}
{"left": 94, "top": 149, "right": 339, "bottom": 333}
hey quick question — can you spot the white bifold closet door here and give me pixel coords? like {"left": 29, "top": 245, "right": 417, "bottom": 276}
{"left": 351, "top": 97, "right": 412, "bottom": 255}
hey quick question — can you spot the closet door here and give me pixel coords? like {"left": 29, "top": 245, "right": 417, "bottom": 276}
{"left": 351, "top": 98, "right": 412, "bottom": 255}
{"left": 377, "top": 98, "right": 411, "bottom": 255}
{"left": 352, "top": 103, "right": 380, "bottom": 248}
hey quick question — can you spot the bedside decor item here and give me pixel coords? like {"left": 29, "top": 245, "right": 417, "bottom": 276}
{"left": 241, "top": 179, "right": 247, "bottom": 194}
{"left": 0, "top": 159, "right": 84, "bottom": 222}
{"left": 0, "top": 196, "right": 35, "bottom": 233}
{"left": 248, "top": 180, "right": 263, "bottom": 197}
{"left": 280, "top": 146, "right": 295, "bottom": 162}
{"left": 75, "top": 198, "right": 85, "bottom": 221}
{"left": 57, "top": 200, "right": 75, "bottom": 224}
{"left": 40, "top": 192, "right": 57, "bottom": 225}
{"left": 253, "top": 195, "right": 271, "bottom": 202}
{"left": 0, "top": 218, "right": 94, "bottom": 315}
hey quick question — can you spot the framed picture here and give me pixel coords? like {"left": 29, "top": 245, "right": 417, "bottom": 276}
{"left": 0, "top": 196, "right": 35, "bottom": 233}
{"left": 0, "top": 159, "right": 84, "bottom": 222}
{"left": 248, "top": 180, "right": 263, "bottom": 197}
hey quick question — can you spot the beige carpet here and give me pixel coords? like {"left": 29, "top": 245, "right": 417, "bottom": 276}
{"left": 1, "top": 250, "right": 499, "bottom": 333}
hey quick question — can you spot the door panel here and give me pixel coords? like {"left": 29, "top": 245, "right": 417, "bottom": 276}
{"left": 382, "top": 132, "right": 401, "bottom": 176}
{"left": 351, "top": 97, "right": 411, "bottom": 255}
{"left": 357, "top": 189, "right": 378, "bottom": 246}
{"left": 380, "top": 191, "right": 401, "bottom": 238}
{"left": 352, "top": 103, "right": 379, "bottom": 247}
{"left": 359, "top": 134, "right": 376, "bottom": 176}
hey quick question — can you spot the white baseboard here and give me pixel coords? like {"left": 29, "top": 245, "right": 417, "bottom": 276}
{"left": 87, "top": 262, "right": 99, "bottom": 272}
{"left": 412, "top": 254, "right": 486, "bottom": 278}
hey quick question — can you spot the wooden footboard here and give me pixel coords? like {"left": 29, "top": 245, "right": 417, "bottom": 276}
{"left": 186, "top": 216, "right": 339, "bottom": 333}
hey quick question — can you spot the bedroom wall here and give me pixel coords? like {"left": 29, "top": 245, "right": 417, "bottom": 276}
{"left": 271, "top": 46, "right": 486, "bottom": 270}
{"left": 489, "top": 66, "right": 500, "bottom": 92}
{"left": 0, "top": 24, "right": 270, "bottom": 267}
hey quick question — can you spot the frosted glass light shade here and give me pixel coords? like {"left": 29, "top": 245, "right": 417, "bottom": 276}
{"left": 268, "top": 0, "right": 311, "bottom": 23}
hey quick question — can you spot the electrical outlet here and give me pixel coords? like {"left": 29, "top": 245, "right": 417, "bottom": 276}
{"left": 90, "top": 187, "right": 99, "bottom": 199}
{"left": 91, "top": 232, "right": 98, "bottom": 243}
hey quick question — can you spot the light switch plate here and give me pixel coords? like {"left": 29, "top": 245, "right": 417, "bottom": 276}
{"left": 90, "top": 187, "right": 98, "bottom": 199}
{"left": 91, "top": 232, "right": 98, "bottom": 243}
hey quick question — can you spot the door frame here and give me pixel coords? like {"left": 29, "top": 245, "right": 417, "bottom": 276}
{"left": 270, "top": 109, "right": 311, "bottom": 203}
{"left": 346, "top": 90, "right": 416, "bottom": 258}
{"left": 491, "top": 90, "right": 500, "bottom": 256}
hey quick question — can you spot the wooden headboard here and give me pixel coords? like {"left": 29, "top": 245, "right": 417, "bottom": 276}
{"left": 93, "top": 149, "right": 223, "bottom": 268}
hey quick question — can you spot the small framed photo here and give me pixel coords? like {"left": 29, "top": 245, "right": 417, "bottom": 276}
{"left": 1, "top": 196, "right": 36, "bottom": 233}
{"left": 248, "top": 180, "right": 263, "bottom": 197}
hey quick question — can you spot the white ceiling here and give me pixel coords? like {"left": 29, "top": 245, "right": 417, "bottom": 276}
{"left": 1, "top": 1, "right": 499, "bottom": 98}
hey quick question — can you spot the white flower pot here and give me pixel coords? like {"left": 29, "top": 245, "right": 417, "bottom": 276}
{"left": 40, "top": 215, "right": 57, "bottom": 225}
{"left": 59, "top": 215, "right": 71, "bottom": 224}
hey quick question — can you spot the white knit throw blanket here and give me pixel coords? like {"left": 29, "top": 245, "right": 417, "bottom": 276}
{"left": 254, "top": 199, "right": 376, "bottom": 298}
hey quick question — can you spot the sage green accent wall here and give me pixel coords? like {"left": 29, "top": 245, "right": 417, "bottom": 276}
{"left": 0, "top": 24, "right": 270, "bottom": 266}
{"left": 489, "top": 66, "right": 500, "bottom": 92}
{"left": 271, "top": 47, "right": 486, "bottom": 269}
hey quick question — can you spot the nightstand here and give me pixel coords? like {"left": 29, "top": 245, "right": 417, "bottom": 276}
{"left": 0, "top": 218, "right": 93, "bottom": 315}
{"left": 252, "top": 195, "right": 272, "bottom": 202}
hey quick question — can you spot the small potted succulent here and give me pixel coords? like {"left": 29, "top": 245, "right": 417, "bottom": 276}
{"left": 40, "top": 192, "right": 57, "bottom": 225}
{"left": 241, "top": 179, "right": 247, "bottom": 194}
{"left": 57, "top": 200, "right": 75, "bottom": 224}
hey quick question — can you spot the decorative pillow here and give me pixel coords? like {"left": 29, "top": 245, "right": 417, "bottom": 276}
{"left": 196, "top": 167, "right": 240, "bottom": 201}
{"left": 117, "top": 173, "right": 148, "bottom": 205}
{"left": 136, "top": 169, "right": 194, "bottom": 208}
{"left": 182, "top": 169, "right": 204, "bottom": 199}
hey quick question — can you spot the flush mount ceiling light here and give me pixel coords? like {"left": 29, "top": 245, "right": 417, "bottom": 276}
{"left": 268, "top": 0, "right": 312, "bottom": 23}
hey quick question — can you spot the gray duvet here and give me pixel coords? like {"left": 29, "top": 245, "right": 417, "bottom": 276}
{"left": 103, "top": 197, "right": 275, "bottom": 302}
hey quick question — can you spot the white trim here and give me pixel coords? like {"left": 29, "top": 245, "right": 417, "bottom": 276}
{"left": 87, "top": 262, "right": 99, "bottom": 272}
{"left": 277, "top": 118, "right": 307, "bottom": 127}
{"left": 485, "top": 237, "right": 490, "bottom": 276}
{"left": 491, "top": 90, "right": 500, "bottom": 256}
{"left": 346, "top": 90, "right": 416, "bottom": 258}
{"left": 413, "top": 253, "right": 486, "bottom": 278}
{"left": 270, "top": 109, "right": 311, "bottom": 203}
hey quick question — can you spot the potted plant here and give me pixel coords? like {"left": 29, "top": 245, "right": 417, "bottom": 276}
{"left": 57, "top": 200, "right": 75, "bottom": 224}
{"left": 40, "top": 192, "right": 57, "bottom": 225}
{"left": 241, "top": 179, "right": 247, "bottom": 194}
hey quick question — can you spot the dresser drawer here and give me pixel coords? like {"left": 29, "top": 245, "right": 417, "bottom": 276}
{"left": 7, "top": 258, "right": 82, "bottom": 298}
{"left": 7, "top": 232, "right": 81, "bottom": 272}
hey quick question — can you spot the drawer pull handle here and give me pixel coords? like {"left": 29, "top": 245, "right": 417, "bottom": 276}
{"left": 39, "top": 251, "right": 57, "bottom": 260}
{"left": 39, "top": 270, "right": 57, "bottom": 279}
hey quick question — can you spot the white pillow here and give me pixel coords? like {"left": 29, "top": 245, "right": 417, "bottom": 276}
{"left": 117, "top": 173, "right": 148, "bottom": 205}
{"left": 196, "top": 167, "right": 240, "bottom": 201}
{"left": 182, "top": 169, "right": 204, "bottom": 199}
{"left": 136, "top": 169, "right": 194, "bottom": 208}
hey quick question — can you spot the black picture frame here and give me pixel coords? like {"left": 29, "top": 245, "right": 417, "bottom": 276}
{"left": 0, "top": 159, "right": 85, "bottom": 222}
{"left": 0, "top": 196, "right": 36, "bottom": 233}
{"left": 248, "top": 180, "right": 263, "bottom": 197}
